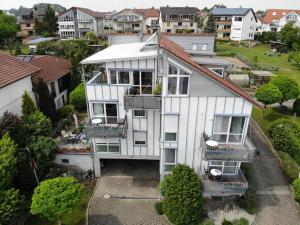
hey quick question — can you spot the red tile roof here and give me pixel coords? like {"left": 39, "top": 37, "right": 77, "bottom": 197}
{"left": 29, "top": 56, "right": 71, "bottom": 83}
{"left": 133, "top": 8, "right": 159, "bottom": 18}
{"left": 159, "top": 36, "right": 261, "bottom": 108}
{"left": 263, "top": 9, "right": 300, "bottom": 23}
{"left": 0, "top": 51, "right": 40, "bottom": 88}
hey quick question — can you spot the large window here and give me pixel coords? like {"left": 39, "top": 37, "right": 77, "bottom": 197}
{"left": 96, "top": 143, "right": 120, "bottom": 153}
{"left": 58, "top": 75, "right": 70, "bottom": 93}
{"left": 234, "top": 17, "right": 242, "bottom": 22}
{"left": 213, "top": 115, "right": 246, "bottom": 143}
{"left": 133, "top": 110, "right": 147, "bottom": 117}
{"left": 208, "top": 161, "right": 238, "bottom": 175}
{"left": 164, "top": 148, "right": 177, "bottom": 172}
{"left": 109, "top": 70, "right": 130, "bottom": 84}
{"left": 133, "top": 71, "right": 153, "bottom": 94}
{"left": 168, "top": 64, "right": 190, "bottom": 95}
{"left": 92, "top": 103, "right": 118, "bottom": 124}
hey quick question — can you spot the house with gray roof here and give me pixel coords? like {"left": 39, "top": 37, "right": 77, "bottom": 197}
{"left": 211, "top": 8, "right": 257, "bottom": 41}
{"left": 159, "top": 6, "right": 199, "bottom": 33}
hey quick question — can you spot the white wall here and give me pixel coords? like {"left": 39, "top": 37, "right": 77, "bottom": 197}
{"left": 0, "top": 76, "right": 34, "bottom": 116}
{"left": 230, "top": 11, "right": 256, "bottom": 41}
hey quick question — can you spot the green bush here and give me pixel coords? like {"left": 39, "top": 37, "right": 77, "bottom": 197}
{"left": 292, "top": 178, "right": 300, "bottom": 203}
{"left": 278, "top": 151, "right": 300, "bottom": 182}
{"left": 232, "top": 218, "right": 249, "bottom": 225}
{"left": 236, "top": 183, "right": 257, "bottom": 214}
{"left": 160, "top": 164, "right": 203, "bottom": 225}
{"left": 58, "top": 105, "right": 75, "bottom": 119}
{"left": 69, "top": 83, "right": 86, "bottom": 111}
{"left": 153, "top": 83, "right": 162, "bottom": 95}
{"left": 199, "top": 219, "right": 215, "bottom": 225}
{"left": 293, "top": 98, "right": 300, "bottom": 115}
{"left": 155, "top": 201, "right": 163, "bottom": 215}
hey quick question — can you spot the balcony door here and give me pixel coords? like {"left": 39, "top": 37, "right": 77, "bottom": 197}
{"left": 92, "top": 103, "right": 118, "bottom": 124}
{"left": 133, "top": 71, "right": 153, "bottom": 95}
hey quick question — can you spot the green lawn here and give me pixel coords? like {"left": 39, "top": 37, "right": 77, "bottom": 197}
{"left": 216, "top": 41, "right": 300, "bottom": 86}
{"left": 25, "top": 180, "right": 96, "bottom": 225}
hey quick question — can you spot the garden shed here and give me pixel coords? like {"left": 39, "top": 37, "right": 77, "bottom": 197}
{"left": 228, "top": 74, "right": 249, "bottom": 87}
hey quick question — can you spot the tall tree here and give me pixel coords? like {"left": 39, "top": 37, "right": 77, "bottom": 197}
{"left": 35, "top": 79, "right": 57, "bottom": 122}
{"left": 21, "top": 91, "right": 38, "bottom": 116}
{"left": 203, "top": 14, "right": 216, "bottom": 33}
{"left": 255, "top": 84, "right": 282, "bottom": 109}
{"left": 280, "top": 22, "right": 300, "bottom": 50}
{"left": 0, "top": 134, "right": 17, "bottom": 190}
{"left": 31, "top": 177, "right": 82, "bottom": 225}
{"left": 0, "top": 11, "right": 18, "bottom": 54}
{"left": 0, "top": 111, "right": 21, "bottom": 139}
{"left": 35, "top": 5, "right": 58, "bottom": 36}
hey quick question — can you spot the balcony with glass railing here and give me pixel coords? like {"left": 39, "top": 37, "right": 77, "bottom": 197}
{"left": 85, "top": 116, "right": 127, "bottom": 138}
{"left": 201, "top": 135, "right": 256, "bottom": 162}
{"left": 201, "top": 169, "right": 248, "bottom": 196}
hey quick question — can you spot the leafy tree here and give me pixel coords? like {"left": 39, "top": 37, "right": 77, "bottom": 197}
{"left": 69, "top": 83, "right": 86, "bottom": 111}
{"left": 255, "top": 31, "right": 278, "bottom": 44}
{"left": 289, "top": 51, "right": 300, "bottom": 67}
{"left": 160, "top": 164, "right": 203, "bottom": 225}
{"left": 203, "top": 14, "right": 216, "bottom": 33}
{"left": 270, "top": 76, "right": 299, "bottom": 106}
{"left": 280, "top": 22, "right": 300, "bottom": 50}
{"left": 255, "top": 84, "right": 282, "bottom": 108}
{"left": 17, "top": 111, "right": 52, "bottom": 145}
{"left": 58, "top": 104, "right": 75, "bottom": 119}
{"left": 31, "top": 177, "right": 82, "bottom": 224}
{"left": 29, "top": 136, "right": 57, "bottom": 174}
{"left": 35, "top": 5, "right": 58, "bottom": 36}
{"left": 0, "top": 188, "right": 25, "bottom": 225}
{"left": 21, "top": 91, "right": 38, "bottom": 116}
{"left": 35, "top": 78, "right": 57, "bottom": 122}
{"left": 0, "top": 11, "right": 18, "bottom": 54}
{"left": 85, "top": 31, "right": 98, "bottom": 44}
{"left": 14, "top": 42, "right": 22, "bottom": 56}
{"left": 0, "top": 111, "right": 21, "bottom": 138}
{"left": 0, "top": 134, "right": 17, "bottom": 190}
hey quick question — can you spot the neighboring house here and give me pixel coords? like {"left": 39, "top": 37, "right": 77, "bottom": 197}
{"left": 261, "top": 9, "right": 300, "bottom": 32}
{"left": 133, "top": 8, "right": 160, "bottom": 34}
{"left": 18, "top": 55, "right": 71, "bottom": 109}
{"left": 256, "top": 16, "right": 263, "bottom": 33}
{"left": 18, "top": 8, "right": 36, "bottom": 38}
{"left": 55, "top": 33, "right": 258, "bottom": 197}
{"left": 0, "top": 52, "right": 40, "bottom": 116}
{"left": 112, "top": 8, "right": 144, "bottom": 33}
{"left": 211, "top": 8, "right": 257, "bottom": 41}
{"left": 58, "top": 7, "right": 104, "bottom": 38}
{"left": 98, "top": 11, "right": 115, "bottom": 33}
{"left": 160, "top": 6, "right": 199, "bottom": 33}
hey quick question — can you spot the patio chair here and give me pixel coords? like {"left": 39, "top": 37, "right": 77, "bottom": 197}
{"left": 61, "top": 130, "right": 70, "bottom": 138}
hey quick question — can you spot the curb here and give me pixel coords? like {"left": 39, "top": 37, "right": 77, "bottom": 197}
{"left": 86, "top": 178, "right": 101, "bottom": 225}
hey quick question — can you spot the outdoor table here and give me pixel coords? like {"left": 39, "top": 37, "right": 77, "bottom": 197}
{"left": 206, "top": 140, "right": 219, "bottom": 149}
{"left": 210, "top": 168, "right": 222, "bottom": 177}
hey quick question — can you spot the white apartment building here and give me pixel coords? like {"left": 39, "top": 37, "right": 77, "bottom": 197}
{"left": 55, "top": 34, "right": 258, "bottom": 197}
{"left": 159, "top": 6, "right": 199, "bottom": 33}
{"left": 211, "top": 8, "right": 257, "bottom": 41}
{"left": 58, "top": 7, "right": 104, "bottom": 38}
{"left": 261, "top": 9, "right": 300, "bottom": 32}
{"left": 112, "top": 9, "right": 145, "bottom": 33}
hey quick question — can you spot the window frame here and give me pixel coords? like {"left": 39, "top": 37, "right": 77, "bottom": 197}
{"left": 96, "top": 143, "right": 120, "bottom": 154}
{"left": 132, "top": 70, "right": 154, "bottom": 95}
{"left": 212, "top": 115, "right": 248, "bottom": 144}
{"left": 133, "top": 131, "right": 147, "bottom": 146}
{"left": 109, "top": 70, "right": 130, "bottom": 85}
{"left": 164, "top": 132, "right": 177, "bottom": 142}
{"left": 163, "top": 148, "right": 177, "bottom": 173}
{"left": 208, "top": 160, "right": 238, "bottom": 175}
{"left": 91, "top": 102, "right": 118, "bottom": 124}
{"left": 133, "top": 110, "right": 147, "bottom": 118}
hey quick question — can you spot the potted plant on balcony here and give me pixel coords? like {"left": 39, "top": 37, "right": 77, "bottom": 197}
{"left": 153, "top": 83, "right": 162, "bottom": 96}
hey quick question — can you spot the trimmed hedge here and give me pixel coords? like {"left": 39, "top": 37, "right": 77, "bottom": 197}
{"left": 278, "top": 151, "right": 300, "bottom": 182}
{"left": 155, "top": 201, "right": 163, "bottom": 215}
{"left": 292, "top": 178, "right": 300, "bottom": 203}
{"left": 69, "top": 83, "right": 86, "bottom": 111}
{"left": 160, "top": 164, "right": 203, "bottom": 225}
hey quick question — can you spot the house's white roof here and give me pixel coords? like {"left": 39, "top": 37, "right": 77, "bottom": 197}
{"left": 81, "top": 42, "right": 157, "bottom": 64}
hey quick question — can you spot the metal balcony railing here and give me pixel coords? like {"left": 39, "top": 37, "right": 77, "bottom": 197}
{"left": 124, "top": 95, "right": 161, "bottom": 109}
{"left": 201, "top": 169, "right": 248, "bottom": 196}
{"left": 201, "top": 135, "right": 256, "bottom": 162}
{"left": 85, "top": 116, "right": 127, "bottom": 138}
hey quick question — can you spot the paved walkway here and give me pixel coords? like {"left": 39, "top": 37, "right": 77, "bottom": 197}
{"left": 250, "top": 121, "right": 300, "bottom": 225}
{"left": 87, "top": 160, "right": 171, "bottom": 225}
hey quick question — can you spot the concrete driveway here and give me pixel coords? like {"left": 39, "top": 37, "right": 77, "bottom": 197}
{"left": 87, "top": 160, "right": 171, "bottom": 225}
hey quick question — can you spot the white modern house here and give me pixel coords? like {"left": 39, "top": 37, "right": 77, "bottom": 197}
{"left": 0, "top": 52, "right": 40, "bottom": 116}
{"left": 58, "top": 7, "right": 104, "bottom": 38}
{"left": 55, "top": 33, "right": 258, "bottom": 197}
{"left": 211, "top": 8, "right": 257, "bottom": 41}
{"left": 261, "top": 9, "right": 300, "bottom": 32}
